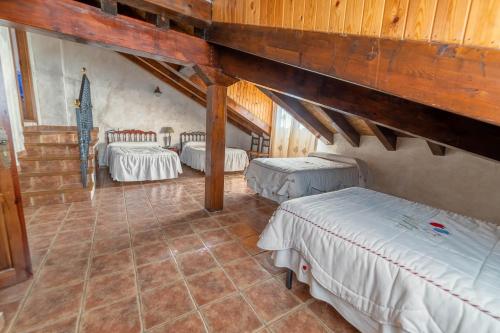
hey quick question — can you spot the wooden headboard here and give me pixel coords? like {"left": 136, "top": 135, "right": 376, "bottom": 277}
{"left": 180, "top": 131, "right": 206, "bottom": 151}
{"left": 106, "top": 129, "right": 157, "bottom": 144}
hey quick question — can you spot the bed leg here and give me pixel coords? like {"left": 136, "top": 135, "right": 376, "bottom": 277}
{"left": 286, "top": 269, "right": 293, "bottom": 290}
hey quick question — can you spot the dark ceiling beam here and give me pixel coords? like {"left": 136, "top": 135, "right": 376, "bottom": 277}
{"left": 208, "top": 23, "right": 500, "bottom": 127}
{"left": 321, "top": 109, "right": 360, "bottom": 147}
{"left": 118, "top": 0, "right": 211, "bottom": 28}
{"left": 215, "top": 47, "right": 500, "bottom": 162}
{"left": 0, "top": 0, "right": 211, "bottom": 66}
{"left": 121, "top": 54, "right": 269, "bottom": 136}
{"left": 260, "top": 89, "right": 334, "bottom": 144}
{"left": 427, "top": 142, "right": 446, "bottom": 156}
{"left": 365, "top": 122, "right": 397, "bottom": 151}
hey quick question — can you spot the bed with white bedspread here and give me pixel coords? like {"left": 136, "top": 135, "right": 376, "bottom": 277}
{"left": 179, "top": 131, "right": 249, "bottom": 172}
{"left": 104, "top": 130, "right": 182, "bottom": 181}
{"left": 245, "top": 152, "right": 367, "bottom": 203}
{"left": 258, "top": 187, "right": 500, "bottom": 333}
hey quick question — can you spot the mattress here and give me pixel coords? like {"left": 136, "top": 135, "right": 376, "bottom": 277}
{"left": 245, "top": 153, "right": 363, "bottom": 203}
{"left": 105, "top": 142, "right": 182, "bottom": 181}
{"left": 258, "top": 187, "right": 500, "bottom": 333}
{"left": 179, "top": 141, "right": 249, "bottom": 172}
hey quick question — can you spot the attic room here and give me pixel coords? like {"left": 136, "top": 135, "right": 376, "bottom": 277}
{"left": 0, "top": 1, "right": 499, "bottom": 332}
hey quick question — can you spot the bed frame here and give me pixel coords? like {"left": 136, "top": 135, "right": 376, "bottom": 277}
{"left": 106, "top": 129, "right": 157, "bottom": 144}
{"left": 180, "top": 131, "right": 206, "bottom": 152}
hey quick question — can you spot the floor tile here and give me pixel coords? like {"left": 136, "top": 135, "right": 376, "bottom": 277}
{"left": 269, "top": 307, "right": 329, "bottom": 333}
{"left": 81, "top": 297, "right": 140, "bottom": 333}
{"left": 150, "top": 312, "right": 206, "bottom": 333}
{"left": 169, "top": 234, "right": 204, "bottom": 255}
{"left": 137, "top": 258, "right": 180, "bottom": 291}
{"left": 308, "top": 300, "right": 359, "bottom": 332}
{"left": 14, "top": 282, "right": 84, "bottom": 332}
{"left": 93, "top": 235, "right": 131, "bottom": 256}
{"left": 45, "top": 242, "right": 91, "bottom": 266}
{"left": 210, "top": 241, "right": 248, "bottom": 263}
{"left": 189, "top": 218, "right": 220, "bottom": 232}
{"left": 199, "top": 229, "right": 232, "bottom": 247}
{"left": 35, "top": 258, "right": 88, "bottom": 290}
{"left": 141, "top": 281, "right": 194, "bottom": 329}
{"left": 224, "top": 257, "right": 271, "bottom": 289}
{"left": 53, "top": 228, "right": 93, "bottom": 247}
{"left": 0, "top": 279, "right": 32, "bottom": 305}
{"left": 275, "top": 273, "right": 312, "bottom": 302}
{"left": 162, "top": 224, "right": 194, "bottom": 240}
{"left": 85, "top": 270, "right": 136, "bottom": 310}
{"left": 61, "top": 217, "right": 96, "bottom": 231}
{"left": 133, "top": 241, "right": 171, "bottom": 266}
{"left": 90, "top": 249, "right": 133, "bottom": 277}
{"left": 187, "top": 269, "right": 236, "bottom": 306}
{"left": 177, "top": 248, "right": 217, "bottom": 276}
{"left": 20, "top": 316, "right": 77, "bottom": 333}
{"left": 241, "top": 235, "right": 265, "bottom": 255}
{"left": 132, "top": 229, "right": 165, "bottom": 247}
{"left": 201, "top": 295, "right": 262, "bottom": 333}
{"left": 226, "top": 223, "right": 258, "bottom": 239}
{"left": 244, "top": 279, "right": 299, "bottom": 323}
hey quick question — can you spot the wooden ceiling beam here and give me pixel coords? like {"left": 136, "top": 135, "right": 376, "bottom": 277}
{"left": 118, "top": 0, "right": 211, "bottom": 28}
{"left": 0, "top": 0, "right": 211, "bottom": 66}
{"left": 208, "top": 23, "right": 500, "bottom": 126}
{"left": 122, "top": 54, "right": 269, "bottom": 136}
{"left": 365, "top": 122, "right": 398, "bottom": 151}
{"left": 100, "top": 0, "right": 118, "bottom": 15}
{"left": 427, "top": 142, "right": 446, "bottom": 156}
{"left": 260, "top": 89, "right": 334, "bottom": 145}
{"left": 321, "top": 109, "right": 360, "bottom": 147}
{"left": 215, "top": 47, "right": 500, "bottom": 162}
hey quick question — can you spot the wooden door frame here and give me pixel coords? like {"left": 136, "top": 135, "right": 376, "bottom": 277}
{"left": 14, "top": 30, "right": 37, "bottom": 123}
{"left": 0, "top": 52, "right": 32, "bottom": 288}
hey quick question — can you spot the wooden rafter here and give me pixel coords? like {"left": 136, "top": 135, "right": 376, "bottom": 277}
{"left": 427, "top": 142, "right": 446, "bottom": 156}
{"left": 259, "top": 89, "right": 334, "bottom": 145}
{"left": 321, "top": 109, "right": 360, "bottom": 147}
{"left": 365, "top": 122, "right": 398, "bottom": 151}
{"left": 0, "top": 0, "right": 211, "bottom": 66}
{"left": 215, "top": 47, "right": 500, "bottom": 162}
{"left": 121, "top": 54, "right": 270, "bottom": 136}
{"left": 208, "top": 23, "right": 500, "bottom": 126}
{"left": 118, "top": 0, "right": 211, "bottom": 28}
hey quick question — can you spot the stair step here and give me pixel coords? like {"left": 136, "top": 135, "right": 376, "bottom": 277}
{"left": 23, "top": 126, "right": 99, "bottom": 144}
{"left": 22, "top": 182, "right": 95, "bottom": 207}
{"left": 20, "top": 168, "right": 94, "bottom": 178}
{"left": 20, "top": 171, "right": 94, "bottom": 191}
{"left": 24, "top": 140, "right": 98, "bottom": 155}
{"left": 18, "top": 153, "right": 95, "bottom": 161}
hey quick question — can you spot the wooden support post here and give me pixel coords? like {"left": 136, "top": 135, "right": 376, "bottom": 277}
{"left": 194, "top": 65, "right": 237, "bottom": 212}
{"left": 205, "top": 85, "right": 227, "bottom": 211}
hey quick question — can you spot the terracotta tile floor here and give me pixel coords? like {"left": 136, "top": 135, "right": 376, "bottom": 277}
{"left": 1, "top": 167, "right": 358, "bottom": 333}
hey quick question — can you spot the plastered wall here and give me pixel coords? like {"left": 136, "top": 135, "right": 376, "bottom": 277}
{"left": 27, "top": 33, "right": 250, "bottom": 165}
{"left": 317, "top": 135, "right": 500, "bottom": 224}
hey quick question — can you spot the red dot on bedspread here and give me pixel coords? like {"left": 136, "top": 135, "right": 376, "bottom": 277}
{"left": 430, "top": 222, "right": 445, "bottom": 229}
{"left": 302, "top": 265, "right": 308, "bottom": 271}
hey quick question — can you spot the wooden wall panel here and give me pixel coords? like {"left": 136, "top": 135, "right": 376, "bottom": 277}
{"left": 227, "top": 81, "right": 273, "bottom": 128}
{"left": 344, "top": 0, "right": 365, "bottom": 34}
{"left": 213, "top": 0, "right": 500, "bottom": 49}
{"left": 432, "top": 0, "right": 472, "bottom": 43}
{"left": 361, "top": 0, "right": 385, "bottom": 36}
{"left": 329, "top": 0, "right": 348, "bottom": 33}
{"left": 404, "top": 0, "right": 438, "bottom": 41}
{"left": 464, "top": 0, "right": 500, "bottom": 48}
{"left": 381, "top": 0, "right": 409, "bottom": 39}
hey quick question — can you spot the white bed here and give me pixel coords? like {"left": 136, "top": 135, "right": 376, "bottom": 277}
{"left": 179, "top": 138, "right": 249, "bottom": 172}
{"left": 245, "top": 152, "right": 367, "bottom": 203}
{"left": 103, "top": 132, "right": 182, "bottom": 182}
{"left": 258, "top": 187, "right": 500, "bottom": 333}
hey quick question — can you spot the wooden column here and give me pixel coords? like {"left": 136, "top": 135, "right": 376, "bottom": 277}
{"left": 205, "top": 85, "right": 227, "bottom": 211}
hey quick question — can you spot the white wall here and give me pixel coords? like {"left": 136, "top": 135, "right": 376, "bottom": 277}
{"left": 28, "top": 32, "right": 250, "bottom": 165}
{"left": 317, "top": 135, "right": 500, "bottom": 224}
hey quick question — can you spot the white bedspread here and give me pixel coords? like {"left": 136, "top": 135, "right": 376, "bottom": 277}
{"left": 180, "top": 141, "right": 249, "bottom": 172}
{"left": 105, "top": 142, "right": 182, "bottom": 181}
{"left": 258, "top": 187, "right": 500, "bottom": 333}
{"left": 245, "top": 153, "right": 363, "bottom": 203}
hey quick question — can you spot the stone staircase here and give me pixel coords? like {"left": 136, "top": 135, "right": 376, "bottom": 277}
{"left": 19, "top": 126, "right": 99, "bottom": 207}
